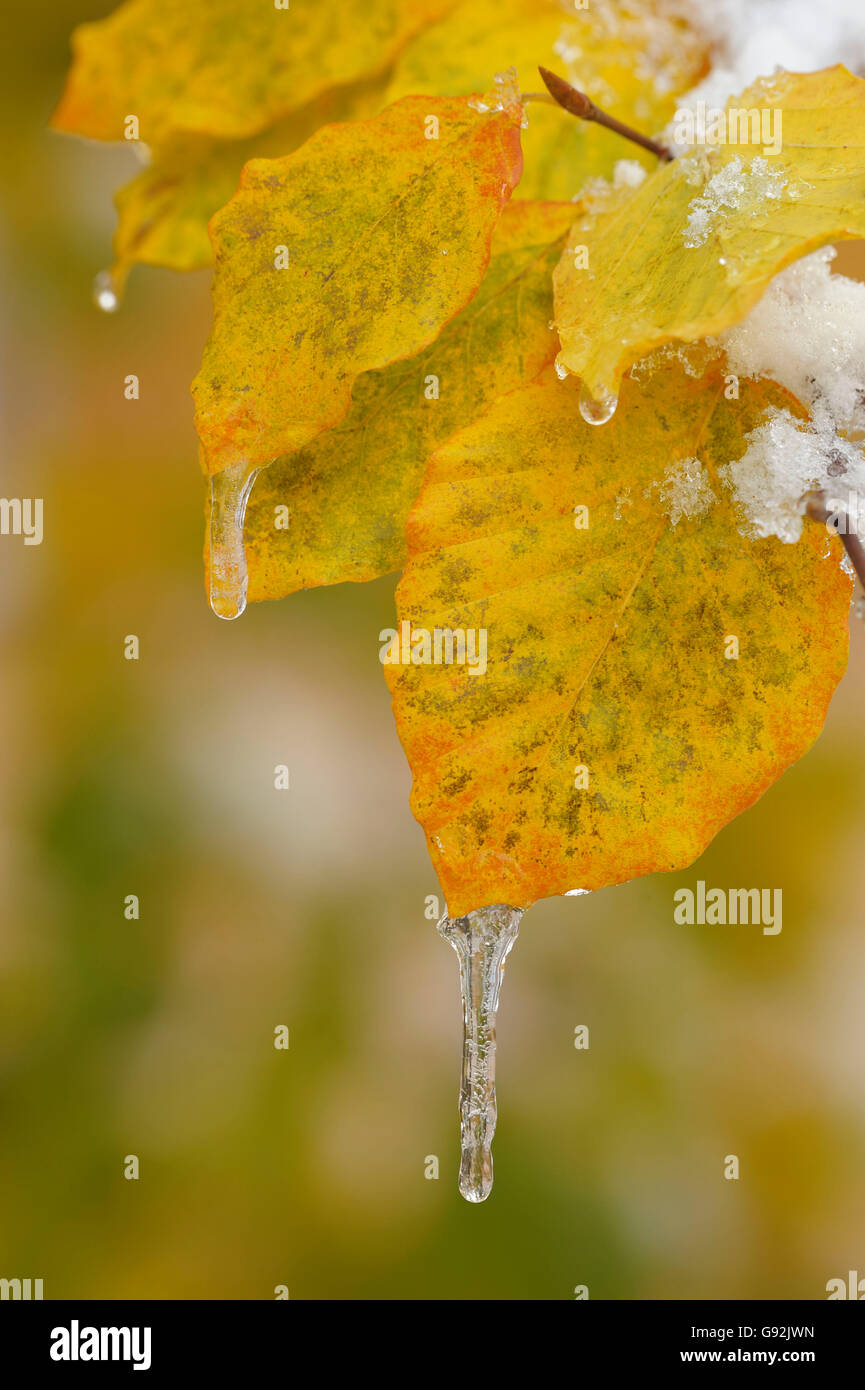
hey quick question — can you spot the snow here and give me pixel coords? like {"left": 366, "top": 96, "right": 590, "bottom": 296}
{"left": 659, "top": 456, "right": 714, "bottom": 525}
{"left": 719, "top": 407, "right": 864, "bottom": 543}
{"left": 613, "top": 159, "right": 647, "bottom": 189}
{"left": 718, "top": 249, "right": 865, "bottom": 436}
{"left": 716, "top": 250, "right": 865, "bottom": 543}
{"left": 682, "top": 156, "right": 791, "bottom": 248}
{"left": 683, "top": 0, "right": 865, "bottom": 113}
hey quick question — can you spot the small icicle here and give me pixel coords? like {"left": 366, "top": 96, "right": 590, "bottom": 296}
{"left": 92, "top": 268, "right": 120, "bottom": 313}
{"left": 208, "top": 461, "right": 260, "bottom": 620}
{"left": 578, "top": 380, "right": 618, "bottom": 426}
{"left": 438, "top": 903, "right": 523, "bottom": 1203}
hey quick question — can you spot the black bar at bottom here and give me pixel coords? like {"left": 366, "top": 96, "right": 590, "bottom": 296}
{"left": 0, "top": 1298, "right": 861, "bottom": 1373}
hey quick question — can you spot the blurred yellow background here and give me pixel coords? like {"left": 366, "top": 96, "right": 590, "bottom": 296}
{"left": 1, "top": 1, "right": 864, "bottom": 1300}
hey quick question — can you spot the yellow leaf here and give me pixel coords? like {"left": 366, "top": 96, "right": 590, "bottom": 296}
{"left": 109, "top": 76, "right": 388, "bottom": 285}
{"left": 554, "top": 66, "right": 865, "bottom": 411}
{"left": 52, "top": 0, "right": 451, "bottom": 144}
{"left": 385, "top": 362, "right": 851, "bottom": 918}
{"left": 385, "top": 0, "right": 708, "bottom": 199}
{"left": 192, "top": 95, "right": 524, "bottom": 477}
{"left": 240, "top": 200, "right": 575, "bottom": 602}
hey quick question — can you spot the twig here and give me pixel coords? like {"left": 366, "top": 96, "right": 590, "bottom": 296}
{"left": 806, "top": 494, "right": 865, "bottom": 590}
{"left": 538, "top": 66, "right": 673, "bottom": 162}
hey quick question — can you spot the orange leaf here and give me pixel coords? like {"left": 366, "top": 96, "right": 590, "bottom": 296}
{"left": 386, "top": 363, "right": 851, "bottom": 917}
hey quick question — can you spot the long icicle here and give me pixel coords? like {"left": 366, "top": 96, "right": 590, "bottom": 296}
{"left": 208, "top": 460, "right": 260, "bottom": 620}
{"left": 438, "top": 904, "right": 523, "bottom": 1202}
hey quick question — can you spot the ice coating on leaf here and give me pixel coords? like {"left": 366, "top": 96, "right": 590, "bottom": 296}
{"left": 468, "top": 66, "right": 525, "bottom": 125}
{"left": 629, "top": 340, "right": 718, "bottom": 383}
{"left": 682, "top": 157, "right": 794, "bottom": 249}
{"left": 659, "top": 456, "right": 714, "bottom": 525}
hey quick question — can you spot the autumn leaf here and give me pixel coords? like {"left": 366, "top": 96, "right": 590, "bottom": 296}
{"left": 385, "top": 362, "right": 851, "bottom": 918}
{"left": 553, "top": 66, "right": 865, "bottom": 411}
{"left": 192, "top": 95, "right": 524, "bottom": 477}
{"left": 110, "top": 76, "right": 389, "bottom": 285}
{"left": 384, "top": 0, "right": 708, "bottom": 200}
{"left": 54, "top": 0, "right": 706, "bottom": 286}
{"left": 52, "top": 0, "right": 451, "bottom": 144}
{"left": 240, "top": 200, "right": 576, "bottom": 602}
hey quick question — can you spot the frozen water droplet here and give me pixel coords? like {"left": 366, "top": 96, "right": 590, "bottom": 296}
{"left": 555, "top": 361, "right": 568, "bottom": 381}
{"left": 579, "top": 381, "right": 618, "bottom": 426}
{"left": 93, "top": 269, "right": 119, "bottom": 313}
{"left": 208, "top": 461, "right": 260, "bottom": 620}
{"left": 437, "top": 904, "right": 523, "bottom": 1203}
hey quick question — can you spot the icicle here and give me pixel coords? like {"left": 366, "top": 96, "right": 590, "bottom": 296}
{"left": 92, "top": 269, "right": 120, "bottom": 313}
{"left": 437, "top": 903, "right": 523, "bottom": 1203}
{"left": 578, "top": 380, "right": 618, "bottom": 425}
{"left": 207, "top": 461, "right": 260, "bottom": 620}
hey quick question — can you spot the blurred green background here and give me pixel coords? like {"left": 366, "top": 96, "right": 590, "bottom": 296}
{"left": 1, "top": 1, "right": 864, "bottom": 1300}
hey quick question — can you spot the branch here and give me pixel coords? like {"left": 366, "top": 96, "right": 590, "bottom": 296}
{"left": 538, "top": 66, "right": 673, "bottom": 162}
{"left": 806, "top": 493, "right": 865, "bottom": 590}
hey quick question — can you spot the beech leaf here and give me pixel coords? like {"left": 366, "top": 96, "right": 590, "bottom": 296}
{"left": 554, "top": 66, "right": 865, "bottom": 410}
{"left": 192, "top": 95, "right": 524, "bottom": 477}
{"left": 385, "top": 363, "right": 851, "bottom": 918}
{"left": 240, "top": 200, "right": 576, "bottom": 601}
{"left": 52, "top": 0, "right": 451, "bottom": 144}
